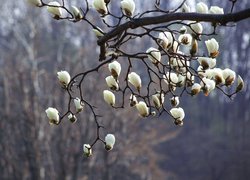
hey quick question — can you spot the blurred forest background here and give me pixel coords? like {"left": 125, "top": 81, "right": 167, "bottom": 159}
{"left": 0, "top": 0, "right": 249, "bottom": 180}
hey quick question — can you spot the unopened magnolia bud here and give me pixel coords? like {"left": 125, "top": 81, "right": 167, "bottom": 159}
{"left": 108, "top": 61, "right": 121, "bottom": 80}
{"left": 27, "top": 0, "right": 42, "bottom": 6}
{"left": 200, "top": 78, "right": 216, "bottom": 96}
{"left": 182, "top": 3, "right": 190, "bottom": 13}
{"left": 45, "top": 107, "right": 60, "bottom": 125}
{"left": 209, "top": 6, "right": 224, "bottom": 14}
{"left": 190, "top": 22, "right": 203, "bottom": 36}
{"left": 121, "top": 0, "right": 135, "bottom": 17}
{"left": 68, "top": 113, "right": 77, "bottom": 123}
{"left": 105, "top": 134, "right": 115, "bottom": 151}
{"left": 236, "top": 75, "right": 244, "bottom": 92}
{"left": 170, "top": 107, "right": 185, "bottom": 121}
{"left": 83, "top": 144, "right": 92, "bottom": 157}
{"left": 191, "top": 83, "right": 201, "bottom": 96}
{"left": 129, "top": 94, "right": 138, "bottom": 107}
{"left": 178, "top": 34, "right": 192, "bottom": 46}
{"left": 136, "top": 101, "right": 149, "bottom": 117}
{"left": 128, "top": 72, "right": 142, "bottom": 92}
{"left": 71, "top": 6, "right": 83, "bottom": 20}
{"left": 103, "top": 90, "right": 115, "bottom": 106}
{"left": 57, "top": 70, "right": 71, "bottom": 88}
{"left": 197, "top": 57, "right": 216, "bottom": 70}
{"left": 163, "top": 72, "right": 179, "bottom": 85}
{"left": 190, "top": 39, "right": 198, "bottom": 56}
{"left": 205, "top": 38, "right": 219, "bottom": 58}
{"left": 158, "top": 31, "right": 173, "bottom": 49}
{"left": 222, "top": 68, "right": 236, "bottom": 86}
{"left": 170, "top": 97, "right": 179, "bottom": 107}
{"left": 47, "top": 1, "right": 62, "bottom": 18}
{"left": 74, "top": 98, "right": 84, "bottom": 112}
{"left": 152, "top": 92, "right": 164, "bottom": 109}
{"left": 93, "top": 0, "right": 108, "bottom": 15}
{"left": 105, "top": 76, "right": 119, "bottom": 90}
{"left": 212, "top": 68, "right": 224, "bottom": 85}
{"left": 196, "top": 2, "right": 208, "bottom": 14}
{"left": 146, "top": 47, "right": 161, "bottom": 64}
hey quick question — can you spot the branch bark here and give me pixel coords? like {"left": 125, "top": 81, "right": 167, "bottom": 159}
{"left": 98, "top": 8, "right": 250, "bottom": 60}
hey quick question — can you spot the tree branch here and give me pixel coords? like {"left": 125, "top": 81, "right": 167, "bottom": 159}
{"left": 98, "top": 9, "right": 250, "bottom": 60}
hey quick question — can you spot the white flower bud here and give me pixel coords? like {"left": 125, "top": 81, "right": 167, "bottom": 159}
{"left": 105, "top": 76, "right": 119, "bottom": 90}
{"left": 45, "top": 107, "right": 59, "bottom": 125}
{"left": 108, "top": 61, "right": 121, "bottom": 79}
{"left": 74, "top": 98, "right": 84, "bottom": 112}
{"left": 222, "top": 68, "right": 236, "bottom": 86}
{"left": 152, "top": 92, "right": 164, "bottom": 109}
{"left": 170, "top": 107, "right": 185, "bottom": 120}
{"left": 47, "top": 1, "right": 62, "bottom": 18}
{"left": 27, "top": 0, "right": 42, "bottom": 6}
{"left": 236, "top": 75, "right": 244, "bottom": 92}
{"left": 83, "top": 144, "right": 92, "bottom": 157}
{"left": 93, "top": 27, "right": 104, "bottom": 38}
{"left": 93, "top": 0, "right": 108, "bottom": 15}
{"left": 209, "top": 6, "right": 224, "bottom": 14}
{"left": 103, "top": 90, "right": 115, "bottom": 106}
{"left": 105, "top": 134, "right": 115, "bottom": 151}
{"left": 68, "top": 113, "right": 77, "bottom": 123}
{"left": 196, "top": 2, "right": 208, "bottom": 14}
{"left": 205, "top": 38, "right": 219, "bottom": 58}
{"left": 158, "top": 31, "right": 174, "bottom": 49}
{"left": 146, "top": 47, "right": 161, "bottom": 64}
{"left": 163, "top": 72, "right": 179, "bottom": 85}
{"left": 121, "top": 0, "right": 135, "bottom": 17}
{"left": 200, "top": 78, "right": 216, "bottom": 96}
{"left": 191, "top": 83, "right": 202, "bottom": 95}
{"left": 190, "top": 22, "right": 203, "bottom": 35}
{"left": 211, "top": 68, "right": 224, "bottom": 85}
{"left": 197, "top": 57, "right": 216, "bottom": 70}
{"left": 57, "top": 70, "right": 71, "bottom": 88}
{"left": 71, "top": 6, "right": 83, "bottom": 20}
{"left": 129, "top": 94, "right": 138, "bottom": 107}
{"left": 170, "top": 96, "right": 179, "bottom": 107}
{"left": 178, "top": 34, "right": 192, "bottom": 46}
{"left": 182, "top": 3, "right": 191, "bottom": 13}
{"left": 128, "top": 72, "right": 142, "bottom": 91}
{"left": 136, "top": 101, "right": 149, "bottom": 117}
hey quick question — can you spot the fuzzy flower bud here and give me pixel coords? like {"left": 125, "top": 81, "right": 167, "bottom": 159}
{"left": 68, "top": 113, "right": 77, "bottom": 123}
{"left": 47, "top": 1, "right": 62, "bottom": 18}
{"left": 191, "top": 83, "right": 202, "bottom": 96}
{"left": 170, "top": 96, "right": 179, "bottom": 107}
{"left": 200, "top": 78, "right": 216, "bottom": 96}
{"left": 158, "top": 31, "right": 174, "bottom": 49}
{"left": 83, "top": 144, "right": 92, "bottom": 157}
{"left": 170, "top": 107, "right": 185, "bottom": 126}
{"left": 146, "top": 47, "right": 161, "bottom": 64}
{"left": 108, "top": 61, "right": 121, "bottom": 80}
{"left": 236, "top": 75, "right": 244, "bottom": 92}
{"left": 103, "top": 90, "right": 115, "bottom": 106}
{"left": 205, "top": 38, "right": 219, "bottom": 58}
{"left": 209, "top": 6, "right": 224, "bottom": 14}
{"left": 121, "top": 0, "right": 135, "bottom": 17}
{"left": 197, "top": 57, "right": 216, "bottom": 70}
{"left": 128, "top": 72, "right": 142, "bottom": 92}
{"left": 129, "top": 94, "right": 138, "bottom": 107}
{"left": 93, "top": 0, "right": 108, "bottom": 15}
{"left": 74, "top": 98, "right": 84, "bottom": 112}
{"left": 152, "top": 92, "right": 164, "bottom": 109}
{"left": 45, "top": 107, "right": 60, "bottom": 125}
{"left": 178, "top": 34, "right": 192, "bottom": 46}
{"left": 105, "top": 134, "right": 115, "bottom": 151}
{"left": 57, "top": 70, "right": 71, "bottom": 88}
{"left": 136, "top": 101, "right": 149, "bottom": 117}
{"left": 163, "top": 72, "right": 179, "bottom": 85}
{"left": 105, "top": 76, "right": 119, "bottom": 90}
{"left": 182, "top": 3, "right": 191, "bottom": 13}
{"left": 27, "top": 0, "right": 42, "bottom": 6}
{"left": 222, "top": 68, "right": 236, "bottom": 86}
{"left": 196, "top": 2, "right": 208, "bottom": 14}
{"left": 71, "top": 6, "right": 83, "bottom": 20}
{"left": 190, "top": 22, "right": 203, "bottom": 35}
